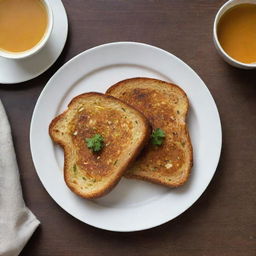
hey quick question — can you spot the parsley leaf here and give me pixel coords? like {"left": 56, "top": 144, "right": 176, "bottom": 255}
{"left": 85, "top": 134, "right": 104, "bottom": 152}
{"left": 151, "top": 128, "right": 165, "bottom": 146}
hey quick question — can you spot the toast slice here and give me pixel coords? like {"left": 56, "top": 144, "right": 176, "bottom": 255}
{"left": 106, "top": 78, "right": 193, "bottom": 187}
{"left": 49, "top": 92, "right": 151, "bottom": 198}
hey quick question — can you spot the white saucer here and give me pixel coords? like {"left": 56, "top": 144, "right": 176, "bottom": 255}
{"left": 0, "top": 0, "right": 68, "bottom": 84}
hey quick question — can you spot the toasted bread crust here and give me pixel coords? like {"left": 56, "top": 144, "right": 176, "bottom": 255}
{"left": 107, "top": 78, "right": 193, "bottom": 187}
{"left": 49, "top": 92, "right": 151, "bottom": 198}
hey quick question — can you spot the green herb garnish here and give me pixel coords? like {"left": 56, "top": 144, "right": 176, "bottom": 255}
{"left": 73, "top": 164, "right": 77, "bottom": 173}
{"left": 151, "top": 128, "right": 165, "bottom": 146}
{"left": 85, "top": 134, "right": 104, "bottom": 152}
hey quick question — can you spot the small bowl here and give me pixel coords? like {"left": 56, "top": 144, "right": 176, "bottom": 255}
{"left": 0, "top": 0, "right": 53, "bottom": 60}
{"left": 213, "top": 0, "right": 256, "bottom": 69}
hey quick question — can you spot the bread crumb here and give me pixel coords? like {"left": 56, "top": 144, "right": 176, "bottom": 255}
{"left": 89, "top": 119, "right": 96, "bottom": 125}
{"left": 165, "top": 163, "right": 173, "bottom": 169}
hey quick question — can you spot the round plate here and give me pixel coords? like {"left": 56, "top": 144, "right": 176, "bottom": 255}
{"left": 0, "top": 0, "right": 68, "bottom": 84}
{"left": 30, "top": 42, "right": 222, "bottom": 232}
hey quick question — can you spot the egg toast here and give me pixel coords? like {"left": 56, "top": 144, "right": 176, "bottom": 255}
{"left": 106, "top": 78, "right": 193, "bottom": 187}
{"left": 49, "top": 92, "right": 151, "bottom": 198}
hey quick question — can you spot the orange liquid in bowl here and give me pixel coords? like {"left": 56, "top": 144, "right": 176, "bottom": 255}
{"left": 0, "top": 0, "right": 48, "bottom": 53}
{"left": 217, "top": 4, "right": 256, "bottom": 64}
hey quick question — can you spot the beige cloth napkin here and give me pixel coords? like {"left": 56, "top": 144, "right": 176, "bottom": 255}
{"left": 0, "top": 100, "right": 40, "bottom": 256}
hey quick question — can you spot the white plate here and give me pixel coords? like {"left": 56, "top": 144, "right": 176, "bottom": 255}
{"left": 30, "top": 42, "right": 222, "bottom": 232}
{"left": 0, "top": 0, "right": 68, "bottom": 84}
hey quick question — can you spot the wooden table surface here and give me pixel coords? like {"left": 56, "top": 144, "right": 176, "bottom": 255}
{"left": 0, "top": 0, "right": 255, "bottom": 255}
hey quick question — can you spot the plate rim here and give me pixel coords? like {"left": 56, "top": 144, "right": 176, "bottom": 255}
{"left": 30, "top": 41, "right": 222, "bottom": 232}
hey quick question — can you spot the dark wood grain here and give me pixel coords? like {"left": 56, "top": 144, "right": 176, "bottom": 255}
{"left": 0, "top": 0, "right": 255, "bottom": 255}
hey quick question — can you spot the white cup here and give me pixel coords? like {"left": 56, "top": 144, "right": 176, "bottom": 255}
{"left": 213, "top": 0, "right": 256, "bottom": 69}
{"left": 0, "top": 0, "right": 53, "bottom": 59}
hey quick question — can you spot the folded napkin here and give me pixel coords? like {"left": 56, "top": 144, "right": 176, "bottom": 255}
{"left": 0, "top": 100, "right": 40, "bottom": 256}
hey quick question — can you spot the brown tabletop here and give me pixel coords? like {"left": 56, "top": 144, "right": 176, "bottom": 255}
{"left": 0, "top": 0, "right": 255, "bottom": 255}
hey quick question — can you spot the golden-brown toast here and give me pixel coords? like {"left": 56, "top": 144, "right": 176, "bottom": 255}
{"left": 106, "top": 78, "right": 193, "bottom": 187}
{"left": 49, "top": 92, "right": 151, "bottom": 198}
